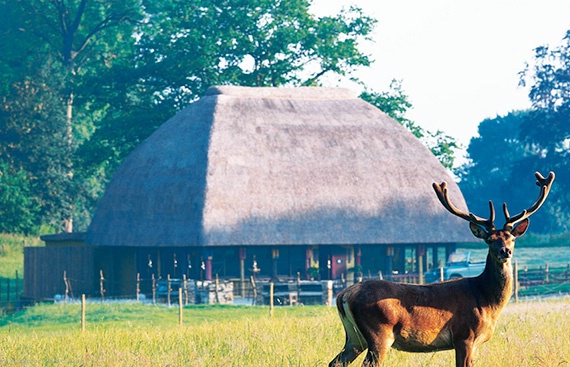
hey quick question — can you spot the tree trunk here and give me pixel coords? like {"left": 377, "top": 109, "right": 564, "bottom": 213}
{"left": 63, "top": 91, "right": 74, "bottom": 233}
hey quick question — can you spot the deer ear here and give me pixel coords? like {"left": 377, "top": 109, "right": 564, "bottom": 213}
{"left": 511, "top": 218, "right": 529, "bottom": 237}
{"left": 469, "top": 222, "right": 488, "bottom": 239}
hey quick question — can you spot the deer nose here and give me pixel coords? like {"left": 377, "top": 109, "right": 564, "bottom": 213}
{"left": 499, "top": 248, "right": 512, "bottom": 258}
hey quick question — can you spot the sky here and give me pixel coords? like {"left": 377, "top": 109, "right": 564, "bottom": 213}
{"left": 311, "top": 0, "right": 570, "bottom": 160}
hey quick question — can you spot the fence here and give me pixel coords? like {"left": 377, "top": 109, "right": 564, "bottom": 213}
{"left": 4, "top": 263, "right": 570, "bottom": 315}
{"left": 0, "top": 271, "right": 23, "bottom": 312}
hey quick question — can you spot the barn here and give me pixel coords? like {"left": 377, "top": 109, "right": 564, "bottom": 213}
{"left": 25, "top": 86, "right": 473, "bottom": 300}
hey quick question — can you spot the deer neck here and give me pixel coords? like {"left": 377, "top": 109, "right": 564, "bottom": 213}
{"left": 476, "top": 253, "right": 513, "bottom": 310}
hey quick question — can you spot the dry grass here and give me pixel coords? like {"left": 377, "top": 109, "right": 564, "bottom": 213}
{"left": 0, "top": 299, "right": 569, "bottom": 366}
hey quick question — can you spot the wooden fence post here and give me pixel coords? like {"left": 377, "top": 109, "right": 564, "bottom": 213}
{"left": 15, "top": 270, "right": 19, "bottom": 309}
{"left": 81, "top": 294, "right": 86, "bottom": 332}
{"left": 269, "top": 282, "right": 274, "bottom": 317}
{"left": 99, "top": 270, "right": 105, "bottom": 303}
{"left": 296, "top": 272, "right": 301, "bottom": 305}
{"left": 63, "top": 271, "right": 68, "bottom": 303}
{"left": 152, "top": 274, "right": 156, "bottom": 304}
{"left": 178, "top": 287, "right": 183, "bottom": 326}
{"left": 215, "top": 274, "right": 220, "bottom": 304}
{"left": 136, "top": 273, "right": 141, "bottom": 302}
{"left": 327, "top": 280, "right": 333, "bottom": 306}
{"left": 183, "top": 275, "right": 188, "bottom": 305}
{"left": 514, "top": 261, "right": 519, "bottom": 303}
{"left": 167, "top": 274, "right": 172, "bottom": 307}
{"left": 250, "top": 276, "right": 257, "bottom": 306}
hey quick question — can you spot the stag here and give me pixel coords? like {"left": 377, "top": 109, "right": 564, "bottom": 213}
{"left": 329, "top": 172, "right": 555, "bottom": 367}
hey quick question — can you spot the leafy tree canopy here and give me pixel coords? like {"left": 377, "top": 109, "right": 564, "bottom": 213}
{"left": 460, "top": 30, "right": 570, "bottom": 233}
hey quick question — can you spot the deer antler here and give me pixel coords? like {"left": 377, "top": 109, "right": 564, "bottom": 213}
{"left": 502, "top": 171, "right": 555, "bottom": 230}
{"left": 432, "top": 181, "right": 496, "bottom": 232}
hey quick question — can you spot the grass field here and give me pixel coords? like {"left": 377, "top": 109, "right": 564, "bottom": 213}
{"left": 1, "top": 300, "right": 569, "bottom": 367}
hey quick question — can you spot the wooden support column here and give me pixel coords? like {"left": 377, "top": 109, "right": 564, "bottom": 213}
{"left": 385, "top": 246, "right": 394, "bottom": 281}
{"left": 239, "top": 247, "right": 246, "bottom": 297}
{"left": 417, "top": 245, "right": 426, "bottom": 284}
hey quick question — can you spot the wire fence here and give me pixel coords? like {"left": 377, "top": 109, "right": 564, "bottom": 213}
{"left": 2, "top": 263, "right": 570, "bottom": 315}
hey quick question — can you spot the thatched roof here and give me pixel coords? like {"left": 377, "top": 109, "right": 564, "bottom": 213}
{"left": 86, "top": 86, "right": 473, "bottom": 247}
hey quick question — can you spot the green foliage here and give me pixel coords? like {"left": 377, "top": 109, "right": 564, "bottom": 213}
{"left": 361, "top": 80, "right": 460, "bottom": 169}
{"left": 0, "top": 60, "right": 73, "bottom": 231}
{"left": 460, "top": 29, "right": 570, "bottom": 233}
{"left": 0, "top": 0, "right": 141, "bottom": 232}
{"left": 457, "top": 112, "right": 532, "bottom": 223}
{"left": 0, "top": 164, "right": 38, "bottom": 234}
{"left": 517, "top": 30, "right": 570, "bottom": 230}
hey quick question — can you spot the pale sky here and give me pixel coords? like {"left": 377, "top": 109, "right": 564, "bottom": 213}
{"left": 311, "top": 0, "right": 570, "bottom": 161}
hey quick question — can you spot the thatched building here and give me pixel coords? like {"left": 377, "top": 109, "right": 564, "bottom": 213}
{"left": 25, "top": 86, "right": 472, "bottom": 300}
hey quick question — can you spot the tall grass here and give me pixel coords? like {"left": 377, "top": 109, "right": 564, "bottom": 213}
{"left": 1, "top": 300, "right": 569, "bottom": 366}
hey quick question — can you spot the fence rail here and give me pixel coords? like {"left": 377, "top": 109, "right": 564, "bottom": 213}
{"left": 3, "top": 263, "right": 570, "bottom": 314}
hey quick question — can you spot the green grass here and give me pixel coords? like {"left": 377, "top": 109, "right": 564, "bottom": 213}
{"left": 0, "top": 300, "right": 569, "bottom": 366}
{"left": 0, "top": 233, "right": 42, "bottom": 279}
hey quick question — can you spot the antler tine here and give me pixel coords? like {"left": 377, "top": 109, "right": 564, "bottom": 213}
{"left": 503, "top": 171, "right": 555, "bottom": 230}
{"left": 433, "top": 182, "right": 496, "bottom": 232}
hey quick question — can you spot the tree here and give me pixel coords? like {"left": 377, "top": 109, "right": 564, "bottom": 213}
{"left": 0, "top": 163, "right": 39, "bottom": 234}
{"left": 456, "top": 112, "right": 533, "bottom": 222}
{"left": 518, "top": 30, "right": 570, "bottom": 230}
{"left": 81, "top": 0, "right": 377, "bottom": 175}
{"left": 0, "top": 59, "right": 74, "bottom": 231}
{"left": 360, "top": 80, "right": 460, "bottom": 169}
{"left": 0, "top": 0, "right": 141, "bottom": 231}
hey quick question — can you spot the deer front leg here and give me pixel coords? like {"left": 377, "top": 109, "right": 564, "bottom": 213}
{"left": 454, "top": 339, "right": 475, "bottom": 367}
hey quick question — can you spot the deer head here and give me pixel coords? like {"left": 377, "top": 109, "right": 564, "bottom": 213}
{"left": 433, "top": 172, "right": 555, "bottom": 265}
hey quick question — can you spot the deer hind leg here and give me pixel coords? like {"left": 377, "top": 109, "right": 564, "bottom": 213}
{"left": 328, "top": 345, "right": 365, "bottom": 367}
{"left": 361, "top": 325, "right": 394, "bottom": 367}
{"left": 454, "top": 339, "right": 475, "bottom": 367}
{"left": 329, "top": 303, "right": 368, "bottom": 367}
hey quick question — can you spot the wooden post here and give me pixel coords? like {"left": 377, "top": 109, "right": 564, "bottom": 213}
{"left": 183, "top": 275, "right": 188, "bottom": 305}
{"left": 151, "top": 274, "right": 156, "bottom": 304}
{"left": 439, "top": 267, "right": 445, "bottom": 283}
{"left": 136, "top": 273, "right": 141, "bottom": 302}
{"left": 327, "top": 280, "right": 333, "bottom": 306}
{"left": 63, "top": 271, "right": 69, "bottom": 303}
{"left": 215, "top": 274, "right": 220, "bottom": 304}
{"left": 296, "top": 272, "right": 301, "bottom": 306}
{"left": 167, "top": 274, "right": 172, "bottom": 307}
{"left": 514, "top": 261, "right": 519, "bottom": 303}
{"left": 418, "top": 254, "right": 424, "bottom": 285}
{"left": 269, "top": 282, "right": 274, "bottom": 317}
{"left": 239, "top": 248, "right": 246, "bottom": 298}
{"left": 178, "top": 287, "right": 183, "bottom": 326}
{"left": 99, "top": 270, "right": 105, "bottom": 303}
{"left": 81, "top": 294, "right": 86, "bottom": 332}
{"left": 250, "top": 276, "right": 257, "bottom": 306}
{"left": 15, "top": 270, "right": 19, "bottom": 309}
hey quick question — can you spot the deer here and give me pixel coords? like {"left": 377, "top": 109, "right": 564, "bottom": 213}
{"left": 328, "top": 171, "right": 555, "bottom": 367}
